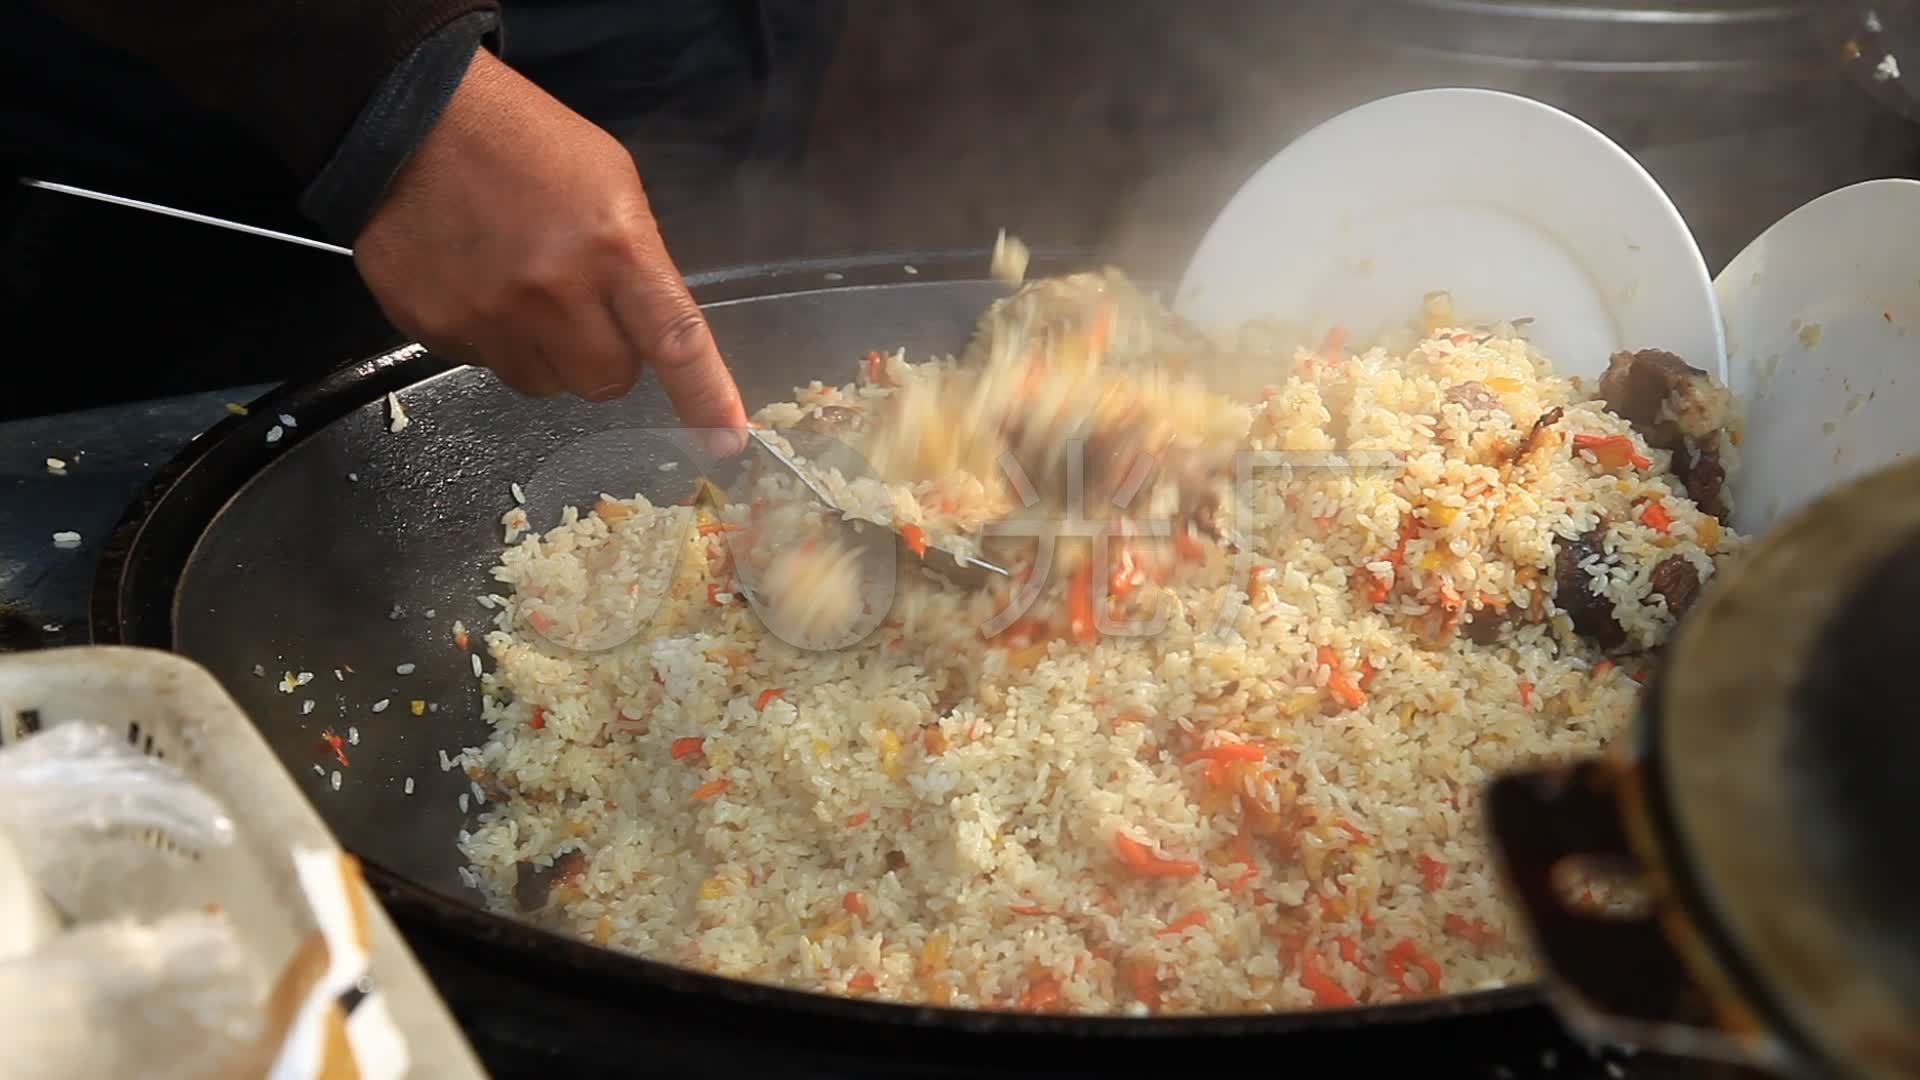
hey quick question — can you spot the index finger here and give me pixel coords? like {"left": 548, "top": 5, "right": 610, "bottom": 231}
{"left": 608, "top": 241, "right": 749, "bottom": 456}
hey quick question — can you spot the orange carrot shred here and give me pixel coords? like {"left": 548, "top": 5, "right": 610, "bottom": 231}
{"left": 691, "top": 777, "right": 731, "bottom": 799}
{"left": 529, "top": 706, "right": 546, "bottom": 730}
{"left": 847, "top": 971, "right": 877, "bottom": 992}
{"left": 1016, "top": 976, "right": 1062, "bottom": 1012}
{"left": 1518, "top": 681, "right": 1534, "bottom": 707}
{"left": 1638, "top": 499, "right": 1674, "bottom": 533}
{"left": 670, "top": 737, "right": 704, "bottom": 760}
{"left": 842, "top": 891, "right": 868, "bottom": 918}
{"left": 1418, "top": 854, "right": 1449, "bottom": 891}
{"left": 1299, "top": 948, "right": 1357, "bottom": 1007}
{"left": 1593, "top": 659, "right": 1616, "bottom": 677}
{"left": 1334, "top": 818, "right": 1369, "bottom": 845}
{"left": 1572, "top": 432, "right": 1651, "bottom": 470}
{"left": 1335, "top": 935, "right": 1372, "bottom": 974}
{"left": 1125, "top": 961, "right": 1161, "bottom": 1010}
{"left": 1385, "top": 938, "right": 1443, "bottom": 996}
{"left": 900, "top": 523, "right": 929, "bottom": 558}
{"left": 1173, "top": 522, "right": 1208, "bottom": 561}
{"left": 319, "top": 728, "right": 350, "bottom": 768}
{"left": 1066, "top": 561, "right": 1098, "bottom": 642}
{"left": 1008, "top": 903, "right": 1049, "bottom": 916}
{"left": 697, "top": 521, "right": 742, "bottom": 536}
{"left": 1317, "top": 646, "right": 1368, "bottom": 709}
{"left": 1156, "top": 910, "right": 1208, "bottom": 936}
{"left": 1444, "top": 913, "right": 1501, "bottom": 947}
{"left": 1112, "top": 831, "right": 1200, "bottom": 878}
{"left": 1182, "top": 742, "right": 1266, "bottom": 765}
{"left": 706, "top": 582, "right": 725, "bottom": 606}
{"left": 754, "top": 688, "right": 785, "bottom": 710}
{"left": 845, "top": 811, "right": 869, "bottom": 827}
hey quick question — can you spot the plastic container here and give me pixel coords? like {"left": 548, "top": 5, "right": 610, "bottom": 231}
{"left": 0, "top": 646, "right": 486, "bottom": 1079}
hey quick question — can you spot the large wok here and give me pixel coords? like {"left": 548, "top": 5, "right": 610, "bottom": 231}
{"left": 92, "top": 252, "right": 1609, "bottom": 1074}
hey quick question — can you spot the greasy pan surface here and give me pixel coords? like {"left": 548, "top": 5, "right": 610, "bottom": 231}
{"left": 92, "top": 251, "right": 1547, "bottom": 1051}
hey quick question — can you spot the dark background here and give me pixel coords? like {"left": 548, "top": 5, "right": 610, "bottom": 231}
{"left": 2, "top": 0, "right": 1914, "bottom": 419}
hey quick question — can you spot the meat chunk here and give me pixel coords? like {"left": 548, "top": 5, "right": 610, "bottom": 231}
{"left": 1553, "top": 528, "right": 1627, "bottom": 650}
{"left": 1598, "top": 349, "right": 1728, "bottom": 452}
{"left": 1461, "top": 606, "right": 1514, "bottom": 644}
{"left": 1444, "top": 381, "right": 1501, "bottom": 413}
{"left": 1648, "top": 556, "right": 1702, "bottom": 619}
{"left": 1679, "top": 447, "right": 1730, "bottom": 523}
{"left": 1597, "top": 349, "right": 1734, "bottom": 521}
{"left": 514, "top": 850, "right": 587, "bottom": 913}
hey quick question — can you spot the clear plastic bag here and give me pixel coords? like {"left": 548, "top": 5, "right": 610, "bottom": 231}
{"left": 0, "top": 910, "right": 262, "bottom": 1080}
{"left": 0, "top": 723, "right": 236, "bottom": 922}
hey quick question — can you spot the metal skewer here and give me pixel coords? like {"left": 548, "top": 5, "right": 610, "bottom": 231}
{"left": 19, "top": 178, "right": 355, "bottom": 257}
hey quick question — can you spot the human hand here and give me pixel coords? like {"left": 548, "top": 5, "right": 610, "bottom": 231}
{"left": 353, "top": 49, "right": 748, "bottom": 442}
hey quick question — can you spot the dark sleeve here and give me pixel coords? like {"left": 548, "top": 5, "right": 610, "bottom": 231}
{"left": 30, "top": 1, "right": 503, "bottom": 240}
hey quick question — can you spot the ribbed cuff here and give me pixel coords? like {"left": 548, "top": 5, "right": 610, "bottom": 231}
{"left": 299, "top": 10, "right": 501, "bottom": 245}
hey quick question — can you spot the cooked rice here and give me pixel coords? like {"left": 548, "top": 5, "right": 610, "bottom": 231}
{"left": 456, "top": 285, "right": 1740, "bottom": 1014}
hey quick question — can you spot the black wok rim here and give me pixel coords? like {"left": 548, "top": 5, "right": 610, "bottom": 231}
{"left": 90, "top": 248, "right": 1543, "bottom": 1034}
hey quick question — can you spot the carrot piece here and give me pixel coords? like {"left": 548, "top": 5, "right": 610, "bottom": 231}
{"left": 845, "top": 811, "right": 869, "bottom": 827}
{"left": 754, "top": 688, "right": 785, "bottom": 710}
{"left": 1319, "top": 325, "right": 1350, "bottom": 358}
{"left": 706, "top": 582, "right": 726, "bottom": 606}
{"left": 1444, "top": 913, "right": 1500, "bottom": 947}
{"left": 1638, "top": 500, "right": 1674, "bottom": 533}
{"left": 691, "top": 777, "right": 731, "bottom": 799}
{"left": 1317, "top": 646, "right": 1367, "bottom": 709}
{"left": 1417, "top": 854, "right": 1449, "bottom": 891}
{"left": 1592, "top": 660, "right": 1616, "bottom": 678}
{"left": 1572, "top": 432, "right": 1651, "bottom": 470}
{"left": 1125, "top": 960, "right": 1161, "bottom": 1010}
{"left": 1518, "top": 680, "right": 1535, "bottom": 707}
{"left": 670, "top": 737, "right": 704, "bottom": 760}
{"left": 843, "top": 891, "right": 868, "bottom": 918}
{"left": 697, "top": 521, "right": 742, "bottom": 536}
{"left": 319, "top": 728, "right": 350, "bottom": 768}
{"left": 897, "top": 523, "right": 930, "bottom": 558}
{"left": 1384, "top": 938, "right": 1443, "bottom": 996}
{"left": 1016, "top": 976, "right": 1062, "bottom": 1011}
{"left": 1008, "top": 903, "right": 1049, "bottom": 916}
{"left": 1156, "top": 910, "right": 1209, "bottom": 937}
{"left": 1335, "top": 935, "right": 1372, "bottom": 974}
{"left": 1067, "top": 561, "right": 1098, "bottom": 642}
{"left": 864, "top": 350, "right": 889, "bottom": 384}
{"left": 1299, "top": 948, "right": 1357, "bottom": 1007}
{"left": 847, "top": 971, "right": 877, "bottom": 992}
{"left": 529, "top": 706, "right": 546, "bottom": 730}
{"left": 1334, "top": 818, "right": 1369, "bottom": 845}
{"left": 1112, "top": 831, "right": 1201, "bottom": 878}
{"left": 1182, "top": 742, "right": 1266, "bottom": 765}
{"left": 453, "top": 629, "right": 470, "bottom": 651}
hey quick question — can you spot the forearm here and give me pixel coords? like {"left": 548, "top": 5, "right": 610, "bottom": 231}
{"left": 29, "top": 0, "right": 502, "bottom": 238}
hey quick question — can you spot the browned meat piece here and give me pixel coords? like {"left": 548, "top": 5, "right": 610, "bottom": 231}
{"left": 514, "top": 850, "right": 587, "bottom": 913}
{"left": 1461, "top": 606, "right": 1514, "bottom": 644}
{"left": 1597, "top": 349, "right": 1734, "bottom": 521}
{"left": 1512, "top": 407, "right": 1565, "bottom": 463}
{"left": 1648, "top": 556, "right": 1702, "bottom": 619}
{"left": 1678, "top": 447, "right": 1731, "bottom": 523}
{"left": 1598, "top": 349, "right": 1711, "bottom": 452}
{"left": 1554, "top": 528, "right": 1627, "bottom": 650}
{"left": 885, "top": 849, "right": 909, "bottom": 872}
{"left": 1444, "top": 381, "right": 1501, "bottom": 413}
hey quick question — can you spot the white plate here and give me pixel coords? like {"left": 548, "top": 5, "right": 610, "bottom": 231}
{"left": 1176, "top": 88, "right": 1725, "bottom": 384}
{"left": 1715, "top": 178, "right": 1920, "bottom": 535}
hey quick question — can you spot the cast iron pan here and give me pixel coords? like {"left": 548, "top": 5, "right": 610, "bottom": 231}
{"left": 94, "top": 251, "right": 1605, "bottom": 1074}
